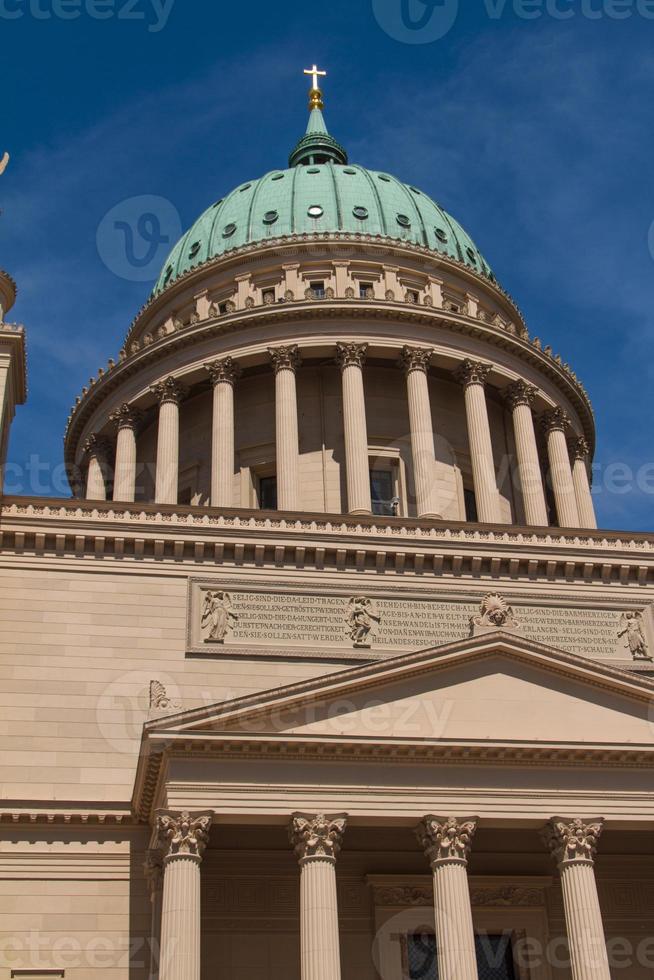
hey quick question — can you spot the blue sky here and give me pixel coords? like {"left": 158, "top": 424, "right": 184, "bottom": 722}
{"left": 2, "top": 0, "right": 653, "bottom": 530}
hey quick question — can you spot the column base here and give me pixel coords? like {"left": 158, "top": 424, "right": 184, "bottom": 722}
{"left": 348, "top": 508, "right": 373, "bottom": 516}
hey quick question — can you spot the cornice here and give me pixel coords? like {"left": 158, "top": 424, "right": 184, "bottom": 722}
{"left": 63, "top": 299, "right": 594, "bottom": 476}
{"left": 0, "top": 805, "right": 134, "bottom": 827}
{"left": 0, "top": 497, "right": 652, "bottom": 587}
{"left": 133, "top": 732, "right": 654, "bottom": 823}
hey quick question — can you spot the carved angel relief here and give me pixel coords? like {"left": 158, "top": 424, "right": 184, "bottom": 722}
{"left": 201, "top": 590, "right": 238, "bottom": 644}
{"left": 618, "top": 612, "right": 650, "bottom": 661}
{"left": 346, "top": 596, "right": 381, "bottom": 648}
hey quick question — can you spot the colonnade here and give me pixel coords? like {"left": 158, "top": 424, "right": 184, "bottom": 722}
{"left": 82, "top": 347, "right": 596, "bottom": 529}
{"left": 147, "top": 810, "right": 611, "bottom": 980}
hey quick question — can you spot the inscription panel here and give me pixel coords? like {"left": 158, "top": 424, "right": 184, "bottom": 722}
{"left": 189, "top": 581, "right": 651, "bottom": 662}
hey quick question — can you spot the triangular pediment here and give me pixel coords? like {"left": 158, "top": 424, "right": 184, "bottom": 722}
{"left": 147, "top": 632, "right": 654, "bottom": 747}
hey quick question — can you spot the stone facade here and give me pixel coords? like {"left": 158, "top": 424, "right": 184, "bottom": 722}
{"left": 0, "top": 81, "right": 653, "bottom": 980}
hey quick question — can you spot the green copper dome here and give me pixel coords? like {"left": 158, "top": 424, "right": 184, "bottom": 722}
{"left": 153, "top": 104, "right": 494, "bottom": 296}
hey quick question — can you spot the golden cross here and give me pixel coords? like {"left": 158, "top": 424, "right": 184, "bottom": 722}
{"left": 304, "top": 64, "right": 327, "bottom": 91}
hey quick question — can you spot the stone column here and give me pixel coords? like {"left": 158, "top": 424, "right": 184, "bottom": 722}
{"left": 151, "top": 378, "right": 186, "bottom": 506}
{"left": 456, "top": 360, "right": 500, "bottom": 523}
{"left": 269, "top": 346, "right": 301, "bottom": 511}
{"left": 83, "top": 434, "right": 111, "bottom": 501}
{"left": 504, "top": 381, "right": 549, "bottom": 527}
{"left": 541, "top": 408, "right": 579, "bottom": 528}
{"left": 543, "top": 818, "right": 609, "bottom": 980}
{"left": 155, "top": 809, "right": 213, "bottom": 980}
{"left": 110, "top": 404, "right": 141, "bottom": 503}
{"left": 144, "top": 849, "right": 164, "bottom": 980}
{"left": 290, "top": 812, "right": 348, "bottom": 980}
{"left": 336, "top": 343, "right": 372, "bottom": 515}
{"left": 401, "top": 347, "right": 441, "bottom": 519}
{"left": 416, "top": 816, "right": 479, "bottom": 980}
{"left": 205, "top": 357, "right": 240, "bottom": 508}
{"left": 569, "top": 437, "right": 597, "bottom": 530}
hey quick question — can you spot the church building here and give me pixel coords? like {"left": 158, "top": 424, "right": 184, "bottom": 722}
{"left": 0, "top": 68, "right": 653, "bottom": 980}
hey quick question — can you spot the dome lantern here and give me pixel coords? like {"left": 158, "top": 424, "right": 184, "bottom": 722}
{"left": 289, "top": 64, "right": 348, "bottom": 168}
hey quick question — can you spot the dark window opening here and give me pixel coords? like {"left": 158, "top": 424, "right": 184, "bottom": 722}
{"left": 407, "top": 933, "right": 516, "bottom": 980}
{"left": 407, "top": 289, "right": 420, "bottom": 304}
{"left": 464, "top": 487, "right": 478, "bottom": 523}
{"left": 310, "top": 281, "right": 325, "bottom": 298}
{"left": 178, "top": 488, "right": 193, "bottom": 506}
{"left": 370, "top": 469, "right": 397, "bottom": 517}
{"left": 258, "top": 475, "right": 278, "bottom": 511}
{"left": 359, "top": 282, "right": 374, "bottom": 299}
{"left": 262, "top": 288, "right": 276, "bottom": 304}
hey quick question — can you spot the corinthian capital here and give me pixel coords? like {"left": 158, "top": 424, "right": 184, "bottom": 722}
{"left": 569, "top": 436, "right": 591, "bottom": 461}
{"left": 504, "top": 380, "right": 538, "bottom": 411}
{"left": 109, "top": 403, "right": 142, "bottom": 432}
{"left": 155, "top": 809, "right": 213, "bottom": 863}
{"left": 540, "top": 407, "right": 570, "bottom": 435}
{"left": 455, "top": 359, "right": 492, "bottom": 389}
{"left": 416, "top": 815, "right": 478, "bottom": 867}
{"left": 336, "top": 342, "right": 368, "bottom": 370}
{"left": 268, "top": 345, "right": 301, "bottom": 374}
{"left": 82, "top": 433, "right": 112, "bottom": 462}
{"left": 543, "top": 817, "right": 604, "bottom": 867}
{"left": 205, "top": 356, "right": 241, "bottom": 387}
{"left": 289, "top": 812, "right": 347, "bottom": 864}
{"left": 150, "top": 377, "right": 187, "bottom": 406}
{"left": 400, "top": 346, "right": 433, "bottom": 375}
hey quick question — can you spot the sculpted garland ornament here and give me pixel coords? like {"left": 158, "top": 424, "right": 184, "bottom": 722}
{"left": 289, "top": 812, "right": 347, "bottom": 863}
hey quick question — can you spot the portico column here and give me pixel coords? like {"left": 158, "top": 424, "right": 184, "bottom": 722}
{"left": 205, "top": 357, "right": 241, "bottom": 508}
{"left": 269, "top": 346, "right": 301, "bottom": 510}
{"left": 543, "top": 818, "right": 609, "bottom": 980}
{"left": 401, "top": 347, "right": 441, "bottom": 518}
{"left": 151, "top": 378, "right": 186, "bottom": 506}
{"left": 110, "top": 404, "right": 141, "bottom": 503}
{"left": 504, "top": 381, "right": 549, "bottom": 526}
{"left": 336, "top": 343, "right": 372, "bottom": 515}
{"left": 416, "top": 816, "right": 479, "bottom": 980}
{"left": 83, "top": 434, "right": 111, "bottom": 501}
{"left": 541, "top": 409, "right": 579, "bottom": 528}
{"left": 456, "top": 360, "right": 501, "bottom": 523}
{"left": 569, "top": 437, "right": 597, "bottom": 530}
{"left": 144, "top": 849, "right": 163, "bottom": 980}
{"left": 155, "top": 809, "right": 213, "bottom": 980}
{"left": 290, "top": 813, "right": 348, "bottom": 980}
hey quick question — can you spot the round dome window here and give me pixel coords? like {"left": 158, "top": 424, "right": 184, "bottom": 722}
{"left": 239, "top": 183, "right": 252, "bottom": 192}
{"left": 353, "top": 206, "right": 369, "bottom": 220}
{"left": 344, "top": 168, "right": 357, "bottom": 175}
{"left": 163, "top": 265, "right": 174, "bottom": 283}
{"left": 271, "top": 173, "right": 285, "bottom": 181}
{"left": 435, "top": 227, "right": 448, "bottom": 243}
{"left": 263, "top": 210, "right": 279, "bottom": 225}
{"left": 188, "top": 241, "right": 201, "bottom": 258}
{"left": 222, "top": 223, "right": 237, "bottom": 238}
{"left": 378, "top": 174, "right": 391, "bottom": 182}
{"left": 466, "top": 247, "right": 477, "bottom": 263}
{"left": 307, "top": 205, "right": 324, "bottom": 218}
{"left": 396, "top": 214, "right": 411, "bottom": 228}
{"left": 307, "top": 167, "right": 321, "bottom": 174}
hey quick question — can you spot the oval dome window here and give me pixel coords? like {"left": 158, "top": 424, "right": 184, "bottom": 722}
{"left": 307, "top": 167, "right": 321, "bottom": 174}
{"left": 396, "top": 214, "right": 411, "bottom": 228}
{"left": 353, "top": 206, "right": 369, "bottom": 220}
{"left": 271, "top": 173, "right": 285, "bottom": 181}
{"left": 343, "top": 168, "right": 357, "bottom": 175}
{"left": 466, "top": 247, "right": 478, "bottom": 263}
{"left": 222, "top": 223, "right": 237, "bottom": 238}
{"left": 239, "top": 183, "right": 252, "bottom": 192}
{"left": 163, "top": 265, "right": 174, "bottom": 283}
{"left": 188, "top": 241, "right": 201, "bottom": 258}
{"left": 435, "top": 227, "right": 448, "bottom": 243}
{"left": 378, "top": 174, "right": 391, "bottom": 182}
{"left": 263, "top": 211, "right": 279, "bottom": 225}
{"left": 307, "top": 205, "right": 324, "bottom": 218}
